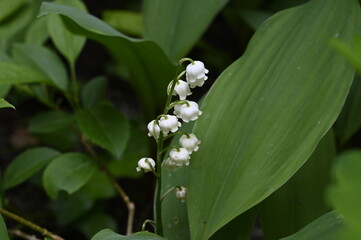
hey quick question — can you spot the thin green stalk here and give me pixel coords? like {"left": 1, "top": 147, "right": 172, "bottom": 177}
{"left": 154, "top": 59, "right": 192, "bottom": 235}
{"left": 0, "top": 208, "right": 64, "bottom": 240}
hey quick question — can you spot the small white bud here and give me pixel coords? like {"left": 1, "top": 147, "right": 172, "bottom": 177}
{"left": 174, "top": 101, "right": 202, "bottom": 123}
{"left": 136, "top": 158, "right": 155, "bottom": 172}
{"left": 159, "top": 115, "right": 181, "bottom": 135}
{"left": 169, "top": 148, "right": 190, "bottom": 166}
{"left": 186, "top": 61, "right": 209, "bottom": 88}
{"left": 168, "top": 80, "right": 192, "bottom": 100}
{"left": 147, "top": 120, "right": 160, "bottom": 139}
{"left": 179, "top": 133, "right": 201, "bottom": 153}
{"left": 175, "top": 186, "right": 187, "bottom": 202}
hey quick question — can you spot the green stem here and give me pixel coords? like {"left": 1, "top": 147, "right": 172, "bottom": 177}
{"left": 69, "top": 62, "right": 80, "bottom": 109}
{"left": 0, "top": 208, "right": 64, "bottom": 240}
{"left": 154, "top": 59, "right": 192, "bottom": 236}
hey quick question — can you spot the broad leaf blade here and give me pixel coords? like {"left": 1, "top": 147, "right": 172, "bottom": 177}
{"left": 43, "top": 152, "right": 97, "bottom": 199}
{"left": 28, "top": 110, "right": 73, "bottom": 133}
{"left": 3, "top": 147, "right": 60, "bottom": 190}
{"left": 187, "top": 0, "right": 360, "bottom": 239}
{"left": 75, "top": 104, "right": 130, "bottom": 159}
{"left": 143, "top": 0, "right": 228, "bottom": 61}
{"left": 47, "top": 0, "right": 87, "bottom": 65}
{"left": 0, "top": 62, "right": 49, "bottom": 85}
{"left": 13, "top": 43, "right": 68, "bottom": 91}
{"left": 280, "top": 212, "right": 344, "bottom": 240}
{"left": 39, "top": 2, "right": 176, "bottom": 117}
{"left": 80, "top": 76, "right": 108, "bottom": 108}
{"left": 259, "top": 130, "right": 335, "bottom": 239}
{"left": 91, "top": 229, "right": 165, "bottom": 240}
{"left": 0, "top": 215, "right": 9, "bottom": 240}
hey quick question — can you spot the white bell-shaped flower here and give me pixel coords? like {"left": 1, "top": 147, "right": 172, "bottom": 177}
{"left": 179, "top": 133, "right": 201, "bottom": 153}
{"left": 147, "top": 120, "right": 160, "bottom": 139}
{"left": 169, "top": 148, "right": 190, "bottom": 166}
{"left": 164, "top": 157, "right": 182, "bottom": 170}
{"left": 174, "top": 101, "right": 202, "bottom": 123}
{"left": 175, "top": 186, "right": 187, "bottom": 202}
{"left": 159, "top": 115, "right": 181, "bottom": 135}
{"left": 186, "top": 61, "right": 209, "bottom": 88}
{"left": 168, "top": 80, "right": 192, "bottom": 100}
{"left": 136, "top": 157, "right": 155, "bottom": 172}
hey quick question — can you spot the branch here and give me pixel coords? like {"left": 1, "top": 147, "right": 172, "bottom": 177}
{"left": 9, "top": 229, "right": 41, "bottom": 240}
{"left": 0, "top": 208, "right": 64, "bottom": 240}
{"left": 80, "top": 135, "right": 135, "bottom": 235}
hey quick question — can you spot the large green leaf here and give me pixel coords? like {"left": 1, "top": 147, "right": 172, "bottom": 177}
{"left": 0, "top": 0, "right": 26, "bottom": 23}
{"left": 0, "top": 215, "right": 9, "bottom": 240}
{"left": 0, "top": 62, "right": 49, "bottom": 85}
{"left": 80, "top": 76, "right": 108, "bottom": 108}
{"left": 143, "top": 0, "right": 228, "bottom": 61}
{"left": 28, "top": 110, "right": 73, "bottom": 133}
{"left": 39, "top": 2, "right": 176, "bottom": 117}
{"left": 47, "top": 0, "right": 87, "bottom": 65}
{"left": 91, "top": 229, "right": 165, "bottom": 240}
{"left": 280, "top": 212, "right": 344, "bottom": 240}
{"left": 187, "top": 0, "right": 360, "bottom": 239}
{"left": 259, "top": 130, "right": 335, "bottom": 239}
{"left": 12, "top": 43, "right": 68, "bottom": 91}
{"left": 75, "top": 104, "right": 130, "bottom": 159}
{"left": 327, "top": 150, "right": 361, "bottom": 240}
{"left": 43, "top": 152, "right": 97, "bottom": 199}
{"left": 3, "top": 147, "right": 60, "bottom": 190}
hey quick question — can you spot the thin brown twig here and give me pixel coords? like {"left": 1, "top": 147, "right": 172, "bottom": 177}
{"left": 80, "top": 135, "right": 135, "bottom": 235}
{"left": 0, "top": 208, "right": 64, "bottom": 240}
{"left": 9, "top": 229, "right": 41, "bottom": 240}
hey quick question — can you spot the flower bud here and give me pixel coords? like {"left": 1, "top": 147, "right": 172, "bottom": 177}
{"left": 164, "top": 157, "right": 182, "bottom": 170}
{"left": 159, "top": 115, "right": 181, "bottom": 135}
{"left": 169, "top": 148, "right": 190, "bottom": 166}
{"left": 168, "top": 80, "right": 192, "bottom": 100}
{"left": 174, "top": 101, "right": 202, "bottom": 123}
{"left": 136, "top": 158, "right": 155, "bottom": 172}
{"left": 186, "top": 61, "right": 209, "bottom": 88}
{"left": 179, "top": 133, "right": 201, "bottom": 153}
{"left": 147, "top": 120, "right": 160, "bottom": 139}
{"left": 175, "top": 186, "right": 187, "bottom": 202}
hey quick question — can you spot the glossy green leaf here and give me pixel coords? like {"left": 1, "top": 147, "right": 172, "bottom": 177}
{"left": 75, "top": 104, "right": 130, "bottom": 159}
{"left": 28, "top": 110, "right": 73, "bottom": 133}
{"left": 334, "top": 75, "right": 361, "bottom": 145}
{"left": 91, "top": 229, "right": 165, "bottom": 240}
{"left": 327, "top": 150, "right": 361, "bottom": 240}
{"left": 0, "top": 0, "right": 26, "bottom": 23}
{"left": 80, "top": 170, "right": 115, "bottom": 200}
{"left": 13, "top": 43, "right": 68, "bottom": 90}
{"left": 187, "top": 0, "right": 360, "bottom": 239}
{"left": 25, "top": 17, "right": 49, "bottom": 45}
{"left": 3, "top": 147, "right": 60, "bottom": 190}
{"left": 103, "top": 10, "right": 143, "bottom": 37}
{"left": 0, "top": 214, "right": 9, "bottom": 240}
{"left": 39, "top": 2, "right": 175, "bottom": 117}
{"left": 280, "top": 212, "right": 344, "bottom": 240}
{"left": 43, "top": 152, "right": 97, "bottom": 199}
{"left": 259, "top": 130, "right": 335, "bottom": 239}
{"left": 143, "top": 0, "right": 228, "bottom": 61}
{"left": 0, "top": 62, "right": 49, "bottom": 85}
{"left": 0, "top": 98, "right": 14, "bottom": 109}
{"left": 239, "top": 10, "right": 273, "bottom": 31}
{"left": 47, "top": 0, "right": 87, "bottom": 65}
{"left": 81, "top": 76, "right": 108, "bottom": 108}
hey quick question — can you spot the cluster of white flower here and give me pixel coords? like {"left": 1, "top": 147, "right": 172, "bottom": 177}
{"left": 136, "top": 59, "right": 208, "bottom": 201}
